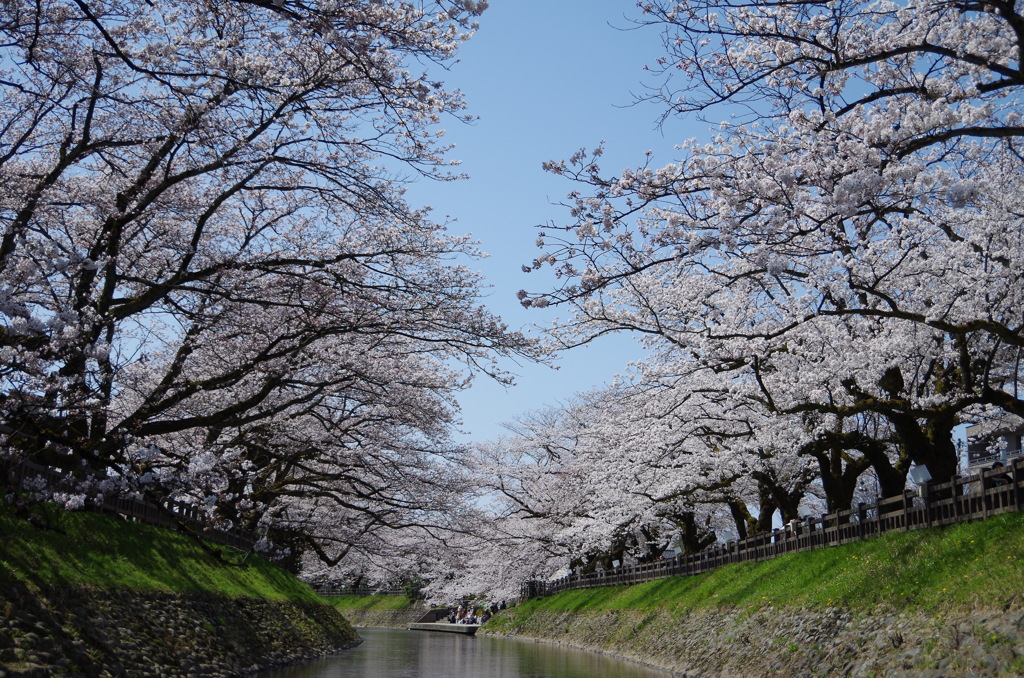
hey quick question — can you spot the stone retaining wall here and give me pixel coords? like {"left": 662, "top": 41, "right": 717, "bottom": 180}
{"left": 0, "top": 582, "right": 360, "bottom": 677}
{"left": 481, "top": 606, "right": 1024, "bottom": 677}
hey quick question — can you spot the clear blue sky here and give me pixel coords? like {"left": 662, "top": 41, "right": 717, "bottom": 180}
{"left": 404, "top": 0, "right": 698, "bottom": 443}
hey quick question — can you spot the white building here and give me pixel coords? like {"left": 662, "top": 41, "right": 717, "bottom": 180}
{"left": 966, "top": 413, "right": 1024, "bottom": 468}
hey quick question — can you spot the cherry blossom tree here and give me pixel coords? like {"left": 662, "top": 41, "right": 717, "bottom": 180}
{"left": 523, "top": 0, "right": 1024, "bottom": 489}
{"left": 0, "top": 0, "right": 543, "bottom": 569}
{"left": 469, "top": 389, "right": 745, "bottom": 581}
{"left": 418, "top": 0, "right": 1024, "bottom": 591}
{"left": 460, "top": 368, "right": 901, "bottom": 589}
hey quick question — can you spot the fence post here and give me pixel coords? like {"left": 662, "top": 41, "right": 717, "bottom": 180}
{"left": 982, "top": 469, "right": 990, "bottom": 520}
{"left": 951, "top": 475, "right": 960, "bottom": 521}
{"left": 875, "top": 498, "right": 884, "bottom": 535}
{"left": 922, "top": 483, "right": 933, "bottom": 528}
{"left": 1014, "top": 459, "right": 1023, "bottom": 510}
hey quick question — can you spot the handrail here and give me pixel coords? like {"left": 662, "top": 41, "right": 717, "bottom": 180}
{"left": 310, "top": 585, "right": 406, "bottom": 597}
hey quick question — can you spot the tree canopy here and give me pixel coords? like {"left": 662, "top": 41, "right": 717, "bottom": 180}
{"left": 483, "top": 0, "right": 1024, "bottom": 588}
{"left": 0, "top": 0, "right": 540, "bottom": 570}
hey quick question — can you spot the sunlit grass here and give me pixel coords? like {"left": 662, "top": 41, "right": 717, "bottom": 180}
{"left": 505, "top": 511, "right": 1024, "bottom": 618}
{"left": 0, "top": 501, "right": 319, "bottom": 601}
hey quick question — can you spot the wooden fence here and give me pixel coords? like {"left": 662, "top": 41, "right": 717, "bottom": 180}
{"left": 521, "top": 458, "right": 1024, "bottom": 600}
{"left": 310, "top": 585, "right": 406, "bottom": 597}
{"left": 3, "top": 458, "right": 258, "bottom": 551}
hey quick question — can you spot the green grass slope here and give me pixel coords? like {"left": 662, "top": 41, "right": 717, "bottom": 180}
{"left": 0, "top": 502, "right": 319, "bottom": 601}
{"left": 326, "top": 595, "right": 414, "bottom": 612}
{"left": 490, "top": 510, "right": 1024, "bottom": 629}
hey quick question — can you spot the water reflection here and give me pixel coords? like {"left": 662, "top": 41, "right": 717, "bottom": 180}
{"left": 261, "top": 628, "right": 676, "bottom": 678}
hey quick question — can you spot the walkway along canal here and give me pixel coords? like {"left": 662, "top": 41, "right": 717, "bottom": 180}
{"left": 258, "top": 627, "right": 674, "bottom": 678}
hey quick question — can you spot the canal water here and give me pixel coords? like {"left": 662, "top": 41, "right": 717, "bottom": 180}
{"left": 260, "top": 627, "right": 676, "bottom": 678}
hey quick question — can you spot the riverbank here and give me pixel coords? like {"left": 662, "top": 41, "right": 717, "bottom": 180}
{"left": 484, "top": 604, "right": 1024, "bottom": 677}
{"left": 482, "top": 511, "right": 1024, "bottom": 677}
{"left": 0, "top": 502, "right": 359, "bottom": 676}
{"left": 325, "top": 595, "right": 424, "bottom": 628}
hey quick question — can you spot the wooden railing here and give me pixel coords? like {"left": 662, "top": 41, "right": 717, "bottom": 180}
{"left": 521, "top": 458, "right": 1024, "bottom": 600}
{"left": 310, "top": 585, "right": 406, "bottom": 597}
{"left": 3, "top": 458, "right": 259, "bottom": 551}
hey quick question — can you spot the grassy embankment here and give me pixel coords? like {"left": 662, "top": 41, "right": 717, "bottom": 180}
{"left": 326, "top": 595, "right": 414, "bottom": 613}
{"left": 8, "top": 499, "right": 1016, "bottom": 618}
{"left": 0, "top": 501, "right": 319, "bottom": 601}
{"left": 488, "top": 510, "right": 1024, "bottom": 628}
{"left": 325, "top": 593, "right": 419, "bottom": 628}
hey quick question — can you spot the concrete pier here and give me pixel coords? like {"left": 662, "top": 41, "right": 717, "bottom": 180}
{"left": 408, "top": 622, "right": 480, "bottom": 635}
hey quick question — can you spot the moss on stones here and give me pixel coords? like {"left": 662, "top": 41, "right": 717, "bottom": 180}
{"left": 0, "top": 581, "right": 360, "bottom": 677}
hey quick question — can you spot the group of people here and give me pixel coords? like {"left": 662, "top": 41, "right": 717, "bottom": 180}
{"left": 446, "top": 600, "right": 506, "bottom": 625}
